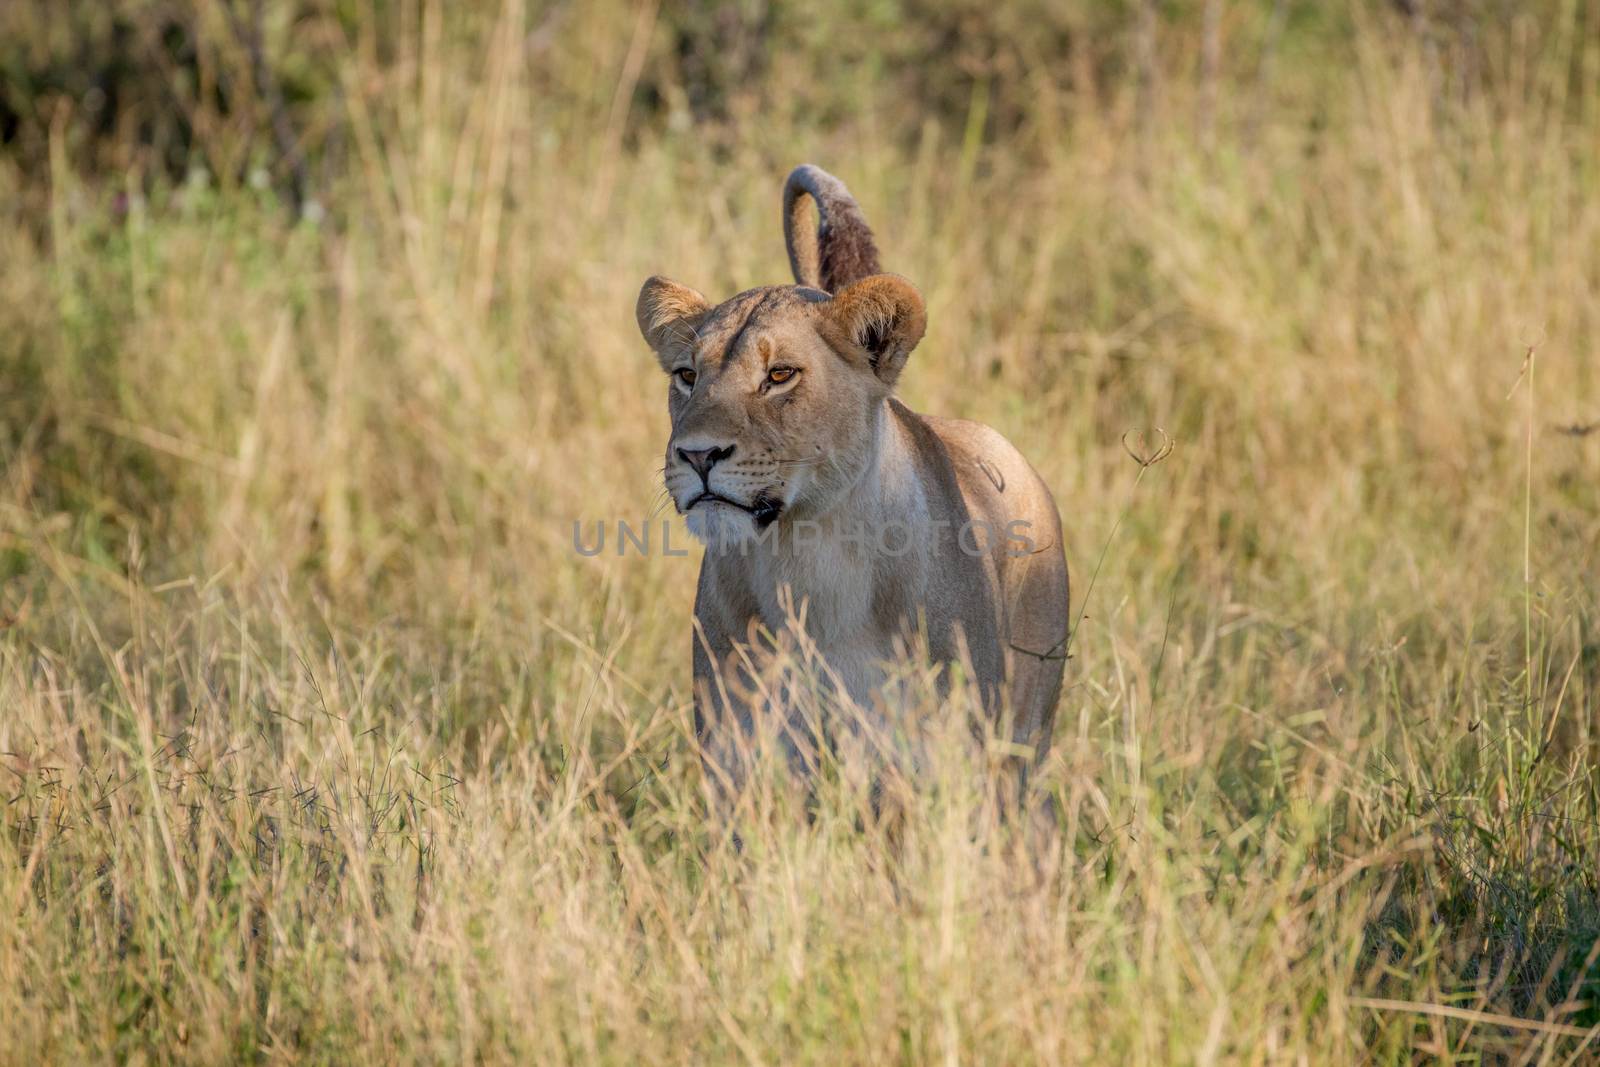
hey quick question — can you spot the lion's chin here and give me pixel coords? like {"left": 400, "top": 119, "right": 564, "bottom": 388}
{"left": 684, "top": 500, "right": 760, "bottom": 549}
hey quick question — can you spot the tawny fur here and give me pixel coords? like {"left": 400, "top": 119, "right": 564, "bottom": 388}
{"left": 637, "top": 165, "right": 1069, "bottom": 792}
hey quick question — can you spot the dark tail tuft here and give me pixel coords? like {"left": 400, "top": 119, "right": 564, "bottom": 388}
{"left": 782, "top": 164, "right": 882, "bottom": 294}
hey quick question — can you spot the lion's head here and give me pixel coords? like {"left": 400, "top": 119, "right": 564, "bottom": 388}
{"left": 635, "top": 274, "right": 927, "bottom": 547}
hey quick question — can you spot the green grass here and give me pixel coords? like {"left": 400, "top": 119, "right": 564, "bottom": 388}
{"left": 2, "top": 1, "right": 1600, "bottom": 1062}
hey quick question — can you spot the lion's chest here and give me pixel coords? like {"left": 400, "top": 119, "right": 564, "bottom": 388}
{"left": 746, "top": 537, "right": 918, "bottom": 705}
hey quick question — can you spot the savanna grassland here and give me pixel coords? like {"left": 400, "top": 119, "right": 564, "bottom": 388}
{"left": 2, "top": 1, "right": 1599, "bottom": 1062}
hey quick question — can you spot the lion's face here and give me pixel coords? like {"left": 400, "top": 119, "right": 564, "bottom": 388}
{"left": 636, "top": 276, "right": 927, "bottom": 548}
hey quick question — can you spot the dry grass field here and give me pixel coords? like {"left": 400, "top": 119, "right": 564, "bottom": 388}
{"left": 2, "top": 1, "right": 1599, "bottom": 1062}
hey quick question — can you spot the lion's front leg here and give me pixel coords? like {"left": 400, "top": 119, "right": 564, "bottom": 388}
{"left": 695, "top": 610, "right": 843, "bottom": 817}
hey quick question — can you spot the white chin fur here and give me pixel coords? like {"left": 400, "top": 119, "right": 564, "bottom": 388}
{"left": 684, "top": 501, "right": 758, "bottom": 548}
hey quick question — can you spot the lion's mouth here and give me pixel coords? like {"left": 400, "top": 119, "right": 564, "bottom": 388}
{"left": 687, "top": 491, "right": 784, "bottom": 529}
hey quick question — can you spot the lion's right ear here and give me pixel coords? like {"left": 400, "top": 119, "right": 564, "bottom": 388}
{"left": 636, "top": 276, "right": 710, "bottom": 370}
{"left": 817, "top": 274, "right": 927, "bottom": 387}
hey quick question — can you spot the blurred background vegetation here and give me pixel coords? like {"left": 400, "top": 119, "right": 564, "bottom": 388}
{"left": 2, "top": 1, "right": 1599, "bottom": 1062}
{"left": 2, "top": 1, "right": 1587, "bottom": 200}
{"left": 4, "top": 0, "right": 1596, "bottom": 582}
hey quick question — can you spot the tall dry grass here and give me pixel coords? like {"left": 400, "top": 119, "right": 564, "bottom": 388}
{"left": 2, "top": 1, "right": 1599, "bottom": 1061}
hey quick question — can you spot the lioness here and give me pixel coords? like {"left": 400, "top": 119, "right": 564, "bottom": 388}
{"left": 636, "top": 164, "right": 1068, "bottom": 793}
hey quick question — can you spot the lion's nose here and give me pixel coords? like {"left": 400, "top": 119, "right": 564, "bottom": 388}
{"left": 677, "top": 444, "right": 735, "bottom": 483}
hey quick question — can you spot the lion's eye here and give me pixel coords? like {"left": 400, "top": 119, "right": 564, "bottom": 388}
{"left": 767, "top": 366, "right": 797, "bottom": 385}
{"left": 675, "top": 368, "right": 697, "bottom": 388}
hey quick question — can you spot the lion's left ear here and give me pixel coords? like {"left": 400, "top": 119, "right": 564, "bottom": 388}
{"left": 636, "top": 275, "right": 711, "bottom": 372}
{"left": 818, "top": 274, "right": 927, "bottom": 387}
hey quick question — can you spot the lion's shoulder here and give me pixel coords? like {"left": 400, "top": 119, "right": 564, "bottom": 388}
{"left": 887, "top": 399, "right": 1055, "bottom": 521}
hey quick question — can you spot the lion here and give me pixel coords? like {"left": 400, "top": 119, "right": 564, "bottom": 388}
{"left": 635, "top": 164, "right": 1069, "bottom": 795}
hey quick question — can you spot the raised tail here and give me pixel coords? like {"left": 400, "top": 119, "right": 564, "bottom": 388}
{"left": 782, "top": 164, "right": 882, "bottom": 294}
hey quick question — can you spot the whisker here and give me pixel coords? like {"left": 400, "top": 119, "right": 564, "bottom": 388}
{"left": 644, "top": 481, "right": 676, "bottom": 522}
{"left": 646, "top": 495, "right": 674, "bottom": 522}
